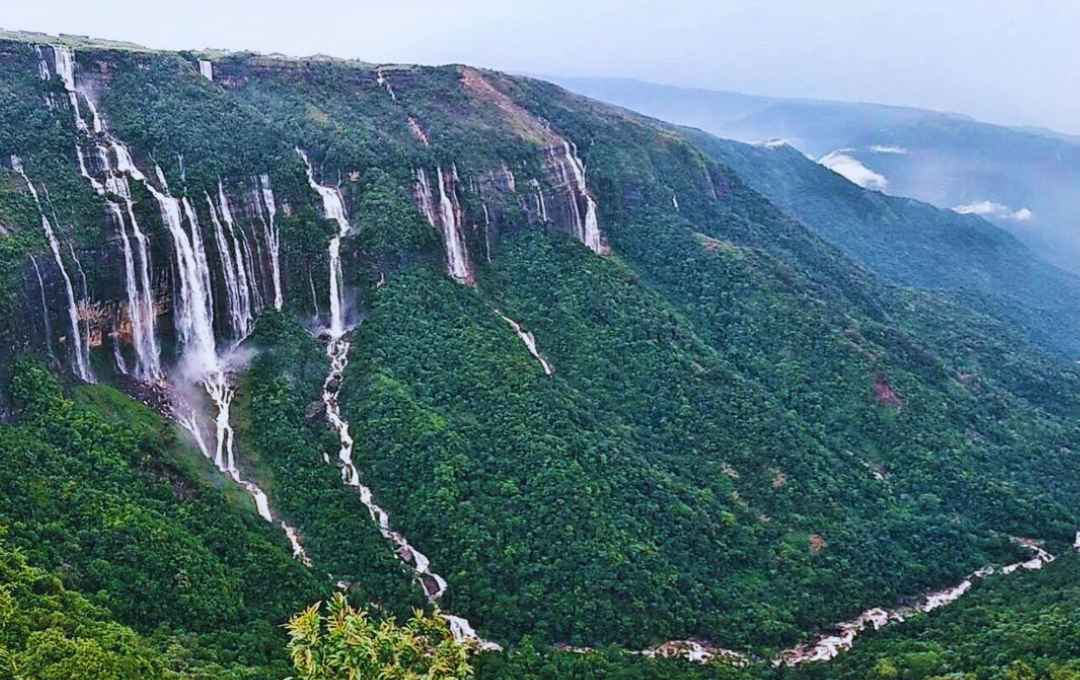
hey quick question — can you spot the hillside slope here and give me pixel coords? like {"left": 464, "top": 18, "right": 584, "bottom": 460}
{"left": 552, "top": 75, "right": 1080, "bottom": 274}
{"left": 0, "top": 33, "right": 1078, "bottom": 676}
{"left": 683, "top": 132, "right": 1080, "bottom": 359}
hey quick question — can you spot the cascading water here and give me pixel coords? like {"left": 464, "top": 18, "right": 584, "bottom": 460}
{"left": 297, "top": 148, "right": 351, "bottom": 336}
{"left": 496, "top": 311, "right": 553, "bottom": 375}
{"left": 34, "top": 45, "right": 50, "bottom": 80}
{"left": 67, "top": 242, "right": 93, "bottom": 372}
{"left": 559, "top": 140, "right": 603, "bottom": 254}
{"left": 198, "top": 59, "right": 214, "bottom": 81}
{"left": 319, "top": 334, "right": 499, "bottom": 650}
{"left": 375, "top": 68, "right": 397, "bottom": 100}
{"left": 42, "top": 44, "right": 309, "bottom": 564}
{"left": 218, "top": 182, "right": 260, "bottom": 321}
{"left": 49, "top": 45, "right": 162, "bottom": 379}
{"left": 206, "top": 191, "right": 250, "bottom": 340}
{"left": 530, "top": 179, "right": 548, "bottom": 223}
{"left": 257, "top": 175, "right": 283, "bottom": 310}
{"left": 296, "top": 148, "right": 494, "bottom": 644}
{"left": 414, "top": 168, "right": 438, "bottom": 228}
{"left": 179, "top": 197, "right": 216, "bottom": 332}
{"left": 28, "top": 254, "right": 55, "bottom": 360}
{"left": 435, "top": 167, "right": 472, "bottom": 284}
{"left": 776, "top": 540, "right": 1057, "bottom": 666}
{"left": 12, "top": 156, "right": 94, "bottom": 382}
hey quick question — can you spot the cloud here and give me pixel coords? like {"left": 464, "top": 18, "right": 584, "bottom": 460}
{"left": 953, "top": 200, "right": 1034, "bottom": 222}
{"left": 755, "top": 138, "right": 793, "bottom": 149}
{"left": 818, "top": 149, "right": 888, "bottom": 190}
{"left": 869, "top": 145, "right": 909, "bottom": 154}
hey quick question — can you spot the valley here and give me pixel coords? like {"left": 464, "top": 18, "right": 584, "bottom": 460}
{"left": 0, "top": 30, "right": 1079, "bottom": 680}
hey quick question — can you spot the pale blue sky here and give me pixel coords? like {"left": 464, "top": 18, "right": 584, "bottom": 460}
{"left": 6, "top": 0, "right": 1079, "bottom": 134}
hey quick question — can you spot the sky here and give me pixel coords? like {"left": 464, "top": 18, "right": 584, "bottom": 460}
{"left": 5, "top": 0, "right": 1079, "bottom": 134}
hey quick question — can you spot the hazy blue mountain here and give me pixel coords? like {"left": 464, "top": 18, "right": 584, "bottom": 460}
{"left": 552, "top": 76, "right": 1080, "bottom": 273}
{"left": 683, "top": 130, "right": 1080, "bottom": 359}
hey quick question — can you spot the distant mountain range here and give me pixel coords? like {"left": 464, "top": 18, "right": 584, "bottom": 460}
{"left": 551, "top": 76, "right": 1080, "bottom": 274}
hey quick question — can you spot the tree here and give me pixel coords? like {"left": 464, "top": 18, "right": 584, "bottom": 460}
{"left": 286, "top": 594, "right": 472, "bottom": 680}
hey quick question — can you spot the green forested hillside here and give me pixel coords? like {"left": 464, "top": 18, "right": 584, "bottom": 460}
{"left": 0, "top": 32, "right": 1078, "bottom": 679}
{"left": 683, "top": 131, "right": 1080, "bottom": 359}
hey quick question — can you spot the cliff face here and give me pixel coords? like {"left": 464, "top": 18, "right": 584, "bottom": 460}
{"left": 5, "top": 33, "right": 1080, "bottom": 661}
{"left": 0, "top": 40, "right": 702, "bottom": 377}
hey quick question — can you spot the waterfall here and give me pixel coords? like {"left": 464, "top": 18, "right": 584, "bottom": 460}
{"left": 198, "top": 59, "right": 214, "bottom": 81}
{"left": 51, "top": 46, "right": 87, "bottom": 133}
{"left": 68, "top": 243, "right": 93, "bottom": 371}
{"left": 530, "top": 179, "right": 548, "bottom": 223}
{"left": 297, "top": 149, "right": 351, "bottom": 337}
{"left": 256, "top": 175, "right": 283, "bottom": 310}
{"left": 34, "top": 45, "right": 50, "bottom": 80}
{"left": 443, "top": 615, "right": 503, "bottom": 652}
{"left": 108, "top": 201, "right": 160, "bottom": 380}
{"left": 375, "top": 68, "right": 397, "bottom": 100}
{"left": 319, "top": 338, "right": 473, "bottom": 621}
{"left": 496, "top": 311, "right": 553, "bottom": 375}
{"left": 43, "top": 46, "right": 308, "bottom": 563}
{"left": 559, "top": 141, "right": 603, "bottom": 254}
{"left": 12, "top": 156, "right": 94, "bottom": 382}
{"left": 218, "top": 182, "right": 260, "bottom": 321}
{"left": 436, "top": 166, "right": 472, "bottom": 284}
{"left": 414, "top": 168, "right": 438, "bottom": 227}
{"left": 206, "top": 190, "right": 250, "bottom": 340}
{"left": 481, "top": 201, "right": 492, "bottom": 263}
{"left": 28, "top": 254, "right": 55, "bottom": 360}
{"left": 180, "top": 197, "right": 216, "bottom": 332}
{"left": 47, "top": 45, "right": 162, "bottom": 379}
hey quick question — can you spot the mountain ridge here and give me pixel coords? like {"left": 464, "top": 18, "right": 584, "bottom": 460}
{"left": 1, "top": 32, "right": 1079, "bottom": 679}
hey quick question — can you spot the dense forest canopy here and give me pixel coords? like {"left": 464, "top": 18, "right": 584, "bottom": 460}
{"left": 0, "top": 30, "right": 1077, "bottom": 679}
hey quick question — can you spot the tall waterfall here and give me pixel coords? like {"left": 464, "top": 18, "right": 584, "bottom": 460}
{"left": 41, "top": 45, "right": 308, "bottom": 563}
{"left": 34, "top": 46, "right": 50, "bottom": 80}
{"left": 198, "top": 59, "right": 214, "bottom": 81}
{"left": 414, "top": 168, "right": 438, "bottom": 227}
{"left": 297, "top": 149, "right": 351, "bottom": 337}
{"left": 558, "top": 141, "right": 603, "bottom": 253}
{"left": 68, "top": 243, "right": 93, "bottom": 374}
{"left": 435, "top": 167, "right": 472, "bottom": 284}
{"left": 12, "top": 156, "right": 94, "bottom": 382}
{"left": 206, "top": 188, "right": 253, "bottom": 341}
{"left": 257, "top": 175, "right": 283, "bottom": 310}
{"left": 28, "top": 254, "right": 55, "bottom": 360}
{"left": 49, "top": 45, "right": 162, "bottom": 380}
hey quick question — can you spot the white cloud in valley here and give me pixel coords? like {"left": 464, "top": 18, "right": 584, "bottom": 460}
{"left": 869, "top": 145, "right": 909, "bottom": 154}
{"left": 818, "top": 150, "right": 888, "bottom": 191}
{"left": 953, "top": 201, "right": 1034, "bottom": 222}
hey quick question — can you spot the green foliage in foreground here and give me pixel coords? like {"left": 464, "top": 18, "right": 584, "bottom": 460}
{"left": 286, "top": 594, "right": 472, "bottom": 680}
{"left": 0, "top": 532, "right": 168, "bottom": 679}
{"left": 0, "top": 359, "right": 329, "bottom": 676}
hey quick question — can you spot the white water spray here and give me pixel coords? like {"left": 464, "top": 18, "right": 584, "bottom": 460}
{"left": 198, "top": 60, "right": 214, "bottom": 81}
{"left": 560, "top": 141, "right": 603, "bottom": 254}
{"left": 777, "top": 540, "right": 1057, "bottom": 666}
{"left": 318, "top": 335, "right": 497, "bottom": 650}
{"left": 28, "top": 254, "right": 55, "bottom": 360}
{"left": 49, "top": 45, "right": 162, "bottom": 379}
{"left": 12, "top": 156, "right": 94, "bottom": 382}
{"left": 496, "top": 311, "right": 553, "bottom": 375}
{"left": 297, "top": 148, "right": 351, "bottom": 337}
{"left": 436, "top": 166, "right": 472, "bottom": 284}
{"left": 257, "top": 175, "right": 283, "bottom": 310}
